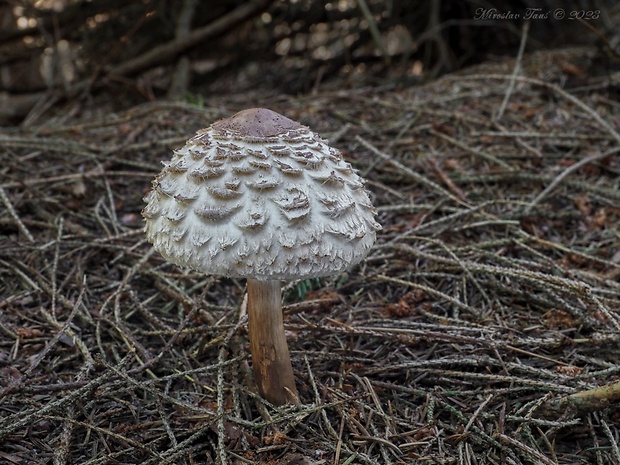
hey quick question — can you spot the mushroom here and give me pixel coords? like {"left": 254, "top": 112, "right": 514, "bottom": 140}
{"left": 142, "top": 108, "right": 380, "bottom": 405}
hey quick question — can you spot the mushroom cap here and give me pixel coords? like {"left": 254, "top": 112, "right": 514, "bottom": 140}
{"left": 142, "top": 108, "right": 381, "bottom": 280}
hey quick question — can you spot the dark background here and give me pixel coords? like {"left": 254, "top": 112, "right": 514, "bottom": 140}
{"left": 1, "top": 0, "right": 618, "bottom": 124}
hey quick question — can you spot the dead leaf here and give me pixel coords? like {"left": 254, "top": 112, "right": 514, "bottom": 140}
{"left": 263, "top": 431, "right": 288, "bottom": 446}
{"left": 0, "top": 366, "right": 22, "bottom": 382}
{"left": 542, "top": 308, "right": 576, "bottom": 330}
{"left": 382, "top": 301, "right": 412, "bottom": 318}
{"left": 574, "top": 194, "right": 591, "bottom": 217}
{"left": 381, "top": 290, "right": 427, "bottom": 318}
{"left": 72, "top": 179, "right": 87, "bottom": 197}
{"left": 444, "top": 158, "right": 463, "bottom": 172}
{"left": 560, "top": 61, "right": 586, "bottom": 77}
{"left": 592, "top": 208, "right": 607, "bottom": 229}
{"left": 16, "top": 327, "right": 44, "bottom": 338}
{"left": 431, "top": 121, "right": 454, "bottom": 136}
{"left": 555, "top": 365, "right": 583, "bottom": 376}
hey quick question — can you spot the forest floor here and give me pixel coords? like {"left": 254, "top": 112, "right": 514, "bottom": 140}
{"left": 1, "top": 46, "right": 620, "bottom": 464}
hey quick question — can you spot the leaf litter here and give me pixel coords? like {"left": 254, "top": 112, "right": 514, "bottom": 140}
{"left": 1, "top": 48, "right": 620, "bottom": 464}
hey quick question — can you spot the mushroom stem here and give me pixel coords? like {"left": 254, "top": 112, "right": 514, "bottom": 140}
{"left": 247, "top": 278, "right": 299, "bottom": 405}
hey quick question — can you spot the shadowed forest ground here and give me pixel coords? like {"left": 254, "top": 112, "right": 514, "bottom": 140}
{"left": 1, "top": 1, "right": 620, "bottom": 464}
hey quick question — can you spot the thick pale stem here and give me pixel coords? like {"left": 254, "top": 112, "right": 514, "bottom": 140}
{"left": 247, "top": 278, "right": 299, "bottom": 405}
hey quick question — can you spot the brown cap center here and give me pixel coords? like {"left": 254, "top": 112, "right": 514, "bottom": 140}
{"left": 211, "top": 108, "right": 302, "bottom": 138}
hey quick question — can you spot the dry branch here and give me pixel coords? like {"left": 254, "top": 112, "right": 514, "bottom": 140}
{"left": 107, "top": 0, "right": 274, "bottom": 77}
{"left": 539, "top": 379, "right": 620, "bottom": 421}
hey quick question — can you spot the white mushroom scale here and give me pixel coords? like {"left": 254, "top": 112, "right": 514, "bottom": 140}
{"left": 142, "top": 108, "right": 380, "bottom": 405}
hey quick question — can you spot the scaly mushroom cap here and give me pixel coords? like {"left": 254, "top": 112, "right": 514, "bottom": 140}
{"left": 142, "top": 108, "right": 381, "bottom": 280}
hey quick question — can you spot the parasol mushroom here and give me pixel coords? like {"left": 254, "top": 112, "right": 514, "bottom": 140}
{"left": 142, "top": 108, "right": 380, "bottom": 405}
